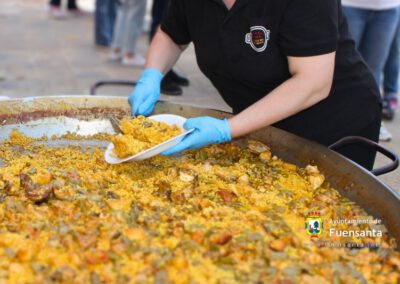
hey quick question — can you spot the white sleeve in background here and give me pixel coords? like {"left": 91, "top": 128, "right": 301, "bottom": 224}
{"left": 342, "top": 0, "right": 400, "bottom": 10}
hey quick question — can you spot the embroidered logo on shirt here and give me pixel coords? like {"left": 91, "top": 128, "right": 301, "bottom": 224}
{"left": 245, "top": 26, "right": 270, "bottom": 52}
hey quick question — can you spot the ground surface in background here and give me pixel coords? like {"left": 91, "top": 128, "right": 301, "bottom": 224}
{"left": 0, "top": 0, "right": 399, "bottom": 192}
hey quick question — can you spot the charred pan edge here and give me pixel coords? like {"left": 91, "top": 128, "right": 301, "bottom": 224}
{"left": 0, "top": 108, "right": 129, "bottom": 125}
{"left": 0, "top": 96, "right": 130, "bottom": 125}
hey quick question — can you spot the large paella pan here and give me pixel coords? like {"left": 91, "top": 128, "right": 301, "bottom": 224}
{"left": 0, "top": 96, "right": 399, "bottom": 283}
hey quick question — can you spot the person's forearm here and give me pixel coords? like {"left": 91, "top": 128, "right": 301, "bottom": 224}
{"left": 228, "top": 73, "right": 332, "bottom": 138}
{"left": 145, "top": 28, "right": 187, "bottom": 74}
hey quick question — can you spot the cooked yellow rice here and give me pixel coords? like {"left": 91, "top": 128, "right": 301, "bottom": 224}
{"left": 111, "top": 116, "right": 182, "bottom": 158}
{"left": 0, "top": 131, "right": 398, "bottom": 283}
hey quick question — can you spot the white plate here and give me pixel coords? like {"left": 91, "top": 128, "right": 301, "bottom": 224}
{"left": 104, "top": 114, "right": 193, "bottom": 164}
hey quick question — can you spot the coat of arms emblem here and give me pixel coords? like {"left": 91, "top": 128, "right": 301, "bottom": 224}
{"left": 245, "top": 26, "right": 270, "bottom": 52}
{"left": 305, "top": 211, "right": 323, "bottom": 240}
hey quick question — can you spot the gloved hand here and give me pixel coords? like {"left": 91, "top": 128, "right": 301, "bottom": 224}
{"left": 162, "top": 116, "right": 232, "bottom": 155}
{"left": 128, "top": 67, "right": 163, "bottom": 116}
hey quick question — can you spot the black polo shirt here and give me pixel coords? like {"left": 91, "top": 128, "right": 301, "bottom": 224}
{"left": 161, "top": 0, "right": 381, "bottom": 145}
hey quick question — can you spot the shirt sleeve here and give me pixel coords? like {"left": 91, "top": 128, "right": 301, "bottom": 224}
{"left": 279, "top": 0, "right": 339, "bottom": 57}
{"left": 160, "top": 0, "right": 191, "bottom": 45}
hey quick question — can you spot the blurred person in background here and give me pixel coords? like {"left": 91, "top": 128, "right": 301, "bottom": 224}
{"left": 49, "top": 0, "right": 83, "bottom": 18}
{"left": 342, "top": 0, "right": 400, "bottom": 141}
{"left": 149, "top": 0, "right": 189, "bottom": 96}
{"left": 109, "top": 0, "right": 147, "bottom": 66}
{"left": 383, "top": 20, "right": 400, "bottom": 120}
{"left": 95, "top": 0, "right": 118, "bottom": 47}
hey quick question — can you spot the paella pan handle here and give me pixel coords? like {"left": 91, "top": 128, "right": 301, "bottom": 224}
{"left": 329, "top": 136, "right": 399, "bottom": 176}
{"left": 90, "top": 80, "right": 137, "bottom": 95}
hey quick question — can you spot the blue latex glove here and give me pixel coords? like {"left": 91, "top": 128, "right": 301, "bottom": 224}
{"left": 128, "top": 67, "right": 163, "bottom": 116}
{"left": 162, "top": 116, "right": 231, "bottom": 155}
